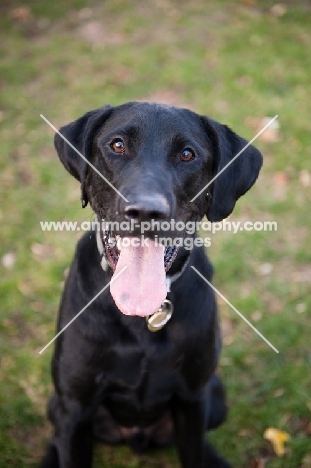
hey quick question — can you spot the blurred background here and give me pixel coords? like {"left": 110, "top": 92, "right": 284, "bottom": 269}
{"left": 0, "top": 1, "right": 310, "bottom": 467}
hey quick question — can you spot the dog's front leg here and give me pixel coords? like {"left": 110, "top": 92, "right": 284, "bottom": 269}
{"left": 172, "top": 397, "right": 230, "bottom": 468}
{"left": 172, "top": 397, "right": 205, "bottom": 467}
{"left": 41, "top": 393, "right": 93, "bottom": 468}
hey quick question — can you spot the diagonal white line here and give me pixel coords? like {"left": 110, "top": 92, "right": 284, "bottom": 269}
{"left": 39, "top": 266, "right": 128, "bottom": 354}
{"left": 190, "top": 115, "right": 278, "bottom": 202}
{"left": 40, "top": 114, "right": 129, "bottom": 202}
{"left": 191, "top": 266, "right": 279, "bottom": 353}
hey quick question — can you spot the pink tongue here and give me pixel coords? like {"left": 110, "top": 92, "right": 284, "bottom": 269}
{"left": 110, "top": 238, "right": 167, "bottom": 317}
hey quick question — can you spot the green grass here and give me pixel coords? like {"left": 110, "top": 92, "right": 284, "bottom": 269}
{"left": 1, "top": 0, "right": 311, "bottom": 466}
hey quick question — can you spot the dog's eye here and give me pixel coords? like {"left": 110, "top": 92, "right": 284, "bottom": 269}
{"left": 110, "top": 138, "right": 125, "bottom": 153}
{"left": 180, "top": 148, "right": 195, "bottom": 162}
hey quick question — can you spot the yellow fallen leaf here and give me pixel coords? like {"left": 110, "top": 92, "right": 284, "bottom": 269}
{"left": 263, "top": 427, "right": 290, "bottom": 456}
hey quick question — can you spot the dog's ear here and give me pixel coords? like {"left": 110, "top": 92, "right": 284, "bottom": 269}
{"left": 202, "top": 117, "right": 263, "bottom": 222}
{"left": 54, "top": 105, "right": 113, "bottom": 207}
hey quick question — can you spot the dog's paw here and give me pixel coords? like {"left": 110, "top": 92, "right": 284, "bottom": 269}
{"left": 205, "top": 457, "right": 231, "bottom": 468}
{"left": 204, "top": 444, "right": 231, "bottom": 468}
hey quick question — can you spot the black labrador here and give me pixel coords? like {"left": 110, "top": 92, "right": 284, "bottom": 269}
{"left": 41, "top": 102, "right": 262, "bottom": 468}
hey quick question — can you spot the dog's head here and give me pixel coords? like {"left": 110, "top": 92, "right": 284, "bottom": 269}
{"left": 55, "top": 102, "right": 262, "bottom": 316}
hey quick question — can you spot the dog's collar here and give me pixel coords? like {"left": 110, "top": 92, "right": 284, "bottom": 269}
{"left": 96, "top": 226, "right": 110, "bottom": 271}
{"left": 96, "top": 228, "right": 189, "bottom": 330}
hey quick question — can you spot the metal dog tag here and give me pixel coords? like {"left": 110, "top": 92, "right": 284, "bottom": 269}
{"left": 146, "top": 299, "right": 173, "bottom": 332}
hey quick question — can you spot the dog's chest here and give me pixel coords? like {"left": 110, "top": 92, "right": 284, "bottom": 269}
{"left": 102, "top": 338, "right": 178, "bottom": 392}
{"left": 98, "top": 329, "right": 211, "bottom": 411}
{"left": 95, "top": 343, "right": 169, "bottom": 421}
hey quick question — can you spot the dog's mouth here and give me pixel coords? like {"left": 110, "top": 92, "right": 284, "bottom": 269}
{"left": 103, "top": 230, "right": 179, "bottom": 317}
{"left": 103, "top": 230, "right": 178, "bottom": 272}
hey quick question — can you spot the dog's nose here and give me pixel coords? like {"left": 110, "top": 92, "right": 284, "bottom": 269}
{"left": 122, "top": 194, "right": 170, "bottom": 222}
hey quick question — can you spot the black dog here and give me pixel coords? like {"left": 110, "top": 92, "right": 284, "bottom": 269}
{"left": 41, "top": 102, "right": 262, "bottom": 468}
